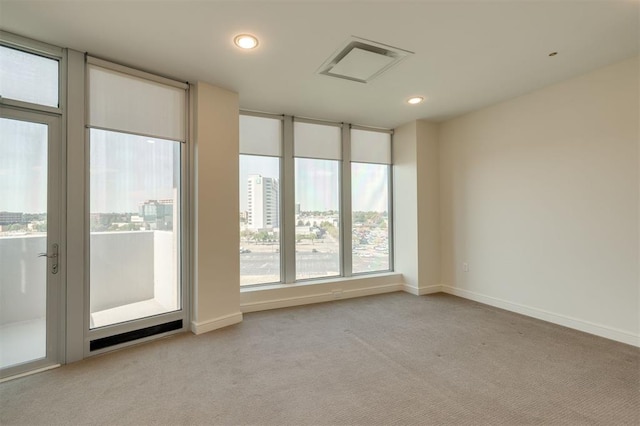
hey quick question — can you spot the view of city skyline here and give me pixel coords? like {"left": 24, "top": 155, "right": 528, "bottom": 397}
{"left": 240, "top": 155, "right": 389, "bottom": 213}
{"left": 239, "top": 153, "right": 391, "bottom": 285}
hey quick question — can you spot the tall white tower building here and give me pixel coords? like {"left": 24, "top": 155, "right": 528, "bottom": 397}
{"left": 247, "top": 174, "right": 279, "bottom": 229}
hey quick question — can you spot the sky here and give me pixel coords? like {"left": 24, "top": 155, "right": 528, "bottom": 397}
{"left": 0, "top": 117, "right": 48, "bottom": 213}
{"left": 1, "top": 126, "right": 180, "bottom": 214}
{"left": 2, "top": 120, "right": 387, "bottom": 215}
{"left": 89, "top": 129, "right": 179, "bottom": 213}
{"left": 239, "top": 155, "right": 388, "bottom": 213}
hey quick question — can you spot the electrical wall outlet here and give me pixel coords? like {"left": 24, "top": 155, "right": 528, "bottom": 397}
{"left": 463, "top": 262, "right": 469, "bottom": 272}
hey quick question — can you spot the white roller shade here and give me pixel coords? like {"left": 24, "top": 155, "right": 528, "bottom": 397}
{"left": 351, "top": 129, "right": 391, "bottom": 164}
{"left": 294, "top": 121, "right": 341, "bottom": 160}
{"left": 240, "top": 115, "right": 282, "bottom": 156}
{"left": 88, "top": 63, "right": 186, "bottom": 142}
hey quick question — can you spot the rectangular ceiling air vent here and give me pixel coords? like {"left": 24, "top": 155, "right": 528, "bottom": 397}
{"left": 317, "top": 36, "right": 414, "bottom": 84}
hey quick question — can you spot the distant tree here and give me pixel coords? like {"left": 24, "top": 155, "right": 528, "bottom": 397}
{"left": 241, "top": 229, "right": 256, "bottom": 241}
{"left": 256, "top": 231, "right": 270, "bottom": 243}
{"left": 308, "top": 233, "right": 317, "bottom": 245}
{"left": 327, "top": 226, "right": 339, "bottom": 240}
{"left": 353, "top": 212, "right": 365, "bottom": 224}
{"left": 297, "top": 220, "right": 304, "bottom": 226}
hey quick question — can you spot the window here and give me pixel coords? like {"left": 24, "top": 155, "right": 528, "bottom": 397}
{"left": 87, "top": 58, "right": 187, "bottom": 328}
{"left": 0, "top": 117, "right": 48, "bottom": 368}
{"left": 351, "top": 129, "right": 392, "bottom": 274}
{"left": 239, "top": 113, "right": 393, "bottom": 286}
{"left": 0, "top": 45, "right": 58, "bottom": 108}
{"left": 294, "top": 121, "right": 342, "bottom": 280}
{"left": 239, "top": 115, "right": 282, "bottom": 286}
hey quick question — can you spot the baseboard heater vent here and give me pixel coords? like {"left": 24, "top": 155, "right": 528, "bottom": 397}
{"left": 90, "top": 319, "right": 183, "bottom": 351}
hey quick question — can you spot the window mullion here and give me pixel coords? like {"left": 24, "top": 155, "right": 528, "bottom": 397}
{"left": 341, "top": 125, "right": 352, "bottom": 277}
{"left": 282, "top": 115, "right": 296, "bottom": 283}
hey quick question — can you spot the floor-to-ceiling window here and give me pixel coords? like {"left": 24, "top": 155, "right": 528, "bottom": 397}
{"left": 86, "top": 58, "right": 188, "bottom": 350}
{"left": 350, "top": 128, "right": 392, "bottom": 274}
{"left": 239, "top": 114, "right": 282, "bottom": 286}
{"left": 238, "top": 112, "right": 393, "bottom": 286}
{"left": 294, "top": 120, "right": 343, "bottom": 280}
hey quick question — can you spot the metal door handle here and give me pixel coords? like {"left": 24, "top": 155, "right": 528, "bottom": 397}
{"left": 38, "top": 253, "right": 57, "bottom": 258}
{"left": 38, "top": 243, "right": 59, "bottom": 274}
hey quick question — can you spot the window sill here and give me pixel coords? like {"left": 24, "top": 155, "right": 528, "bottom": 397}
{"left": 240, "top": 272, "right": 404, "bottom": 313}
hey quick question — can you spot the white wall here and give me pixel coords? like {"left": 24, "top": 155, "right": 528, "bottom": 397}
{"left": 192, "top": 82, "right": 243, "bottom": 334}
{"left": 393, "top": 120, "right": 441, "bottom": 294}
{"left": 90, "top": 231, "right": 154, "bottom": 312}
{"left": 439, "top": 56, "right": 639, "bottom": 345}
{"left": 393, "top": 121, "right": 419, "bottom": 290}
{"left": 0, "top": 236, "right": 46, "bottom": 325}
{"left": 154, "top": 230, "right": 178, "bottom": 310}
{"left": 416, "top": 120, "right": 441, "bottom": 290}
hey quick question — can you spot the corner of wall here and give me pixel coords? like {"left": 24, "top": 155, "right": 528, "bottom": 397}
{"left": 392, "top": 119, "right": 443, "bottom": 293}
{"left": 435, "top": 57, "right": 640, "bottom": 345}
{"left": 393, "top": 121, "right": 419, "bottom": 288}
{"left": 416, "top": 120, "right": 441, "bottom": 290}
{"left": 191, "top": 82, "right": 242, "bottom": 334}
{"left": 191, "top": 311, "right": 243, "bottom": 335}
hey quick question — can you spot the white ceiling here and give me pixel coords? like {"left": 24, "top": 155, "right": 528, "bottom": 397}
{"left": 1, "top": 1, "right": 638, "bottom": 129}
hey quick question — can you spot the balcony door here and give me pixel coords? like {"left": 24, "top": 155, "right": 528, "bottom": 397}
{"left": 0, "top": 107, "right": 63, "bottom": 379}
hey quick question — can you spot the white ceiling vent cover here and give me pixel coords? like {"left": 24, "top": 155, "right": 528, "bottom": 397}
{"left": 317, "top": 36, "right": 413, "bottom": 83}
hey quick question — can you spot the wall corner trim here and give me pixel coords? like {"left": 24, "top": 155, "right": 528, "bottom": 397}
{"left": 191, "top": 312, "right": 243, "bottom": 335}
{"left": 441, "top": 285, "right": 640, "bottom": 347}
{"left": 402, "top": 284, "right": 443, "bottom": 296}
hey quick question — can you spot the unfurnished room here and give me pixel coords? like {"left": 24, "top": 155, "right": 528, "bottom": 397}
{"left": 0, "top": 1, "right": 638, "bottom": 425}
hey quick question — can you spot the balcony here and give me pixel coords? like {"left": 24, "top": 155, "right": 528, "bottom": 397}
{"left": 0, "top": 231, "right": 179, "bottom": 369}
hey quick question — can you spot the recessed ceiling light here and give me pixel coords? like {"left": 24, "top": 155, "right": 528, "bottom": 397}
{"left": 407, "top": 96, "right": 424, "bottom": 105}
{"left": 548, "top": 52, "right": 558, "bottom": 57}
{"left": 234, "top": 34, "right": 259, "bottom": 50}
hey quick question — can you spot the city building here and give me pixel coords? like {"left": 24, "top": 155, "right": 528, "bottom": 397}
{"left": 139, "top": 199, "right": 174, "bottom": 230}
{"left": 0, "top": 211, "right": 23, "bottom": 225}
{"left": 247, "top": 174, "right": 279, "bottom": 230}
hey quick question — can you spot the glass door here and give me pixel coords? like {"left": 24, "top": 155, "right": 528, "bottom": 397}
{"left": 0, "top": 107, "right": 62, "bottom": 379}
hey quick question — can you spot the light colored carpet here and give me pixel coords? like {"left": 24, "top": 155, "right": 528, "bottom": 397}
{"left": 1, "top": 292, "right": 638, "bottom": 425}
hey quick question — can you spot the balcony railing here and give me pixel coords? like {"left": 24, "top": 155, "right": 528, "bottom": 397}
{"left": 0, "top": 231, "right": 178, "bottom": 369}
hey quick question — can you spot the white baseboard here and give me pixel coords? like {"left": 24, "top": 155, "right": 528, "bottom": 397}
{"left": 441, "top": 285, "right": 640, "bottom": 347}
{"left": 191, "top": 311, "right": 243, "bottom": 335}
{"left": 0, "top": 364, "right": 60, "bottom": 383}
{"left": 241, "top": 282, "right": 403, "bottom": 313}
{"left": 402, "top": 284, "right": 442, "bottom": 296}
